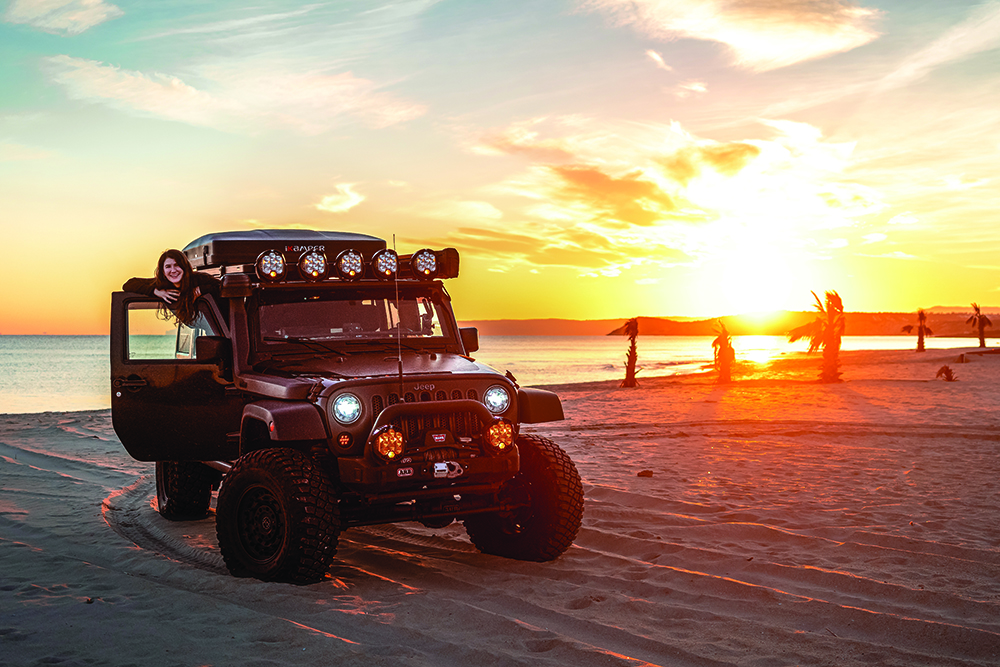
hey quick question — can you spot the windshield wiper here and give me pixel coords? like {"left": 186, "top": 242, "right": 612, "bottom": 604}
{"left": 262, "top": 336, "right": 351, "bottom": 356}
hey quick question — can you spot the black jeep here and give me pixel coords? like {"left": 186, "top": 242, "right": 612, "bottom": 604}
{"left": 111, "top": 229, "right": 583, "bottom": 583}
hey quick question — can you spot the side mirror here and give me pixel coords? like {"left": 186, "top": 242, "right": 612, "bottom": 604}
{"left": 196, "top": 335, "right": 231, "bottom": 363}
{"left": 460, "top": 327, "right": 479, "bottom": 354}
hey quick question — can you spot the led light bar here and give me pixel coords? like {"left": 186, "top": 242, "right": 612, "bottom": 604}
{"left": 255, "top": 249, "right": 286, "bottom": 282}
{"left": 335, "top": 249, "right": 364, "bottom": 281}
{"left": 371, "top": 249, "right": 398, "bottom": 281}
{"left": 297, "top": 250, "right": 329, "bottom": 282}
{"left": 410, "top": 249, "right": 438, "bottom": 278}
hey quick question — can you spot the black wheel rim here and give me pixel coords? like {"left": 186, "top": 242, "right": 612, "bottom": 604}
{"left": 496, "top": 474, "right": 533, "bottom": 535}
{"left": 236, "top": 486, "right": 284, "bottom": 563}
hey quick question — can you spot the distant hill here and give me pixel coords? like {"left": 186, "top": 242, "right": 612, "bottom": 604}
{"left": 457, "top": 319, "right": 624, "bottom": 336}
{"left": 461, "top": 311, "right": 999, "bottom": 338}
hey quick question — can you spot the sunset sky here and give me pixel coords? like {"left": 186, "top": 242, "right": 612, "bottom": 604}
{"left": 2, "top": 0, "right": 999, "bottom": 334}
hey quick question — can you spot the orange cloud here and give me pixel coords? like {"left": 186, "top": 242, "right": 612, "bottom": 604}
{"left": 661, "top": 142, "right": 760, "bottom": 184}
{"left": 404, "top": 224, "right": 689, "bottom": 273}
{"left": 547, "top": 165, "right": 676, "bottom": 226}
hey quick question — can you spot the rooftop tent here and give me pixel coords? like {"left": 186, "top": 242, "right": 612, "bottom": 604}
{"left": 184, "top": 229, "right": 387, "bottom": 269}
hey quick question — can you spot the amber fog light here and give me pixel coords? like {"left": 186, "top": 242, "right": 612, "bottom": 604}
{"left": 255, "top": 249, "right": 286, "bottom": 282}
{"left": 486, "top": 419, "right": 514, "bottom": 452}
{"left": 374, "top": 426, "right": 404, "bottom": 461}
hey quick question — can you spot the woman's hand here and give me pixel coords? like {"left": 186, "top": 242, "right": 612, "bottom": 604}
{"left": 193, "top": 286, "right": 202, "bottom": 298}
{"left": 154, "top": 288, "right": 180, "bottom": 304}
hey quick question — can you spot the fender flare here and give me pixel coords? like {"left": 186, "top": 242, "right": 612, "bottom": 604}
{"left": 517, "top": 387, "right": 564, "bottom": 423}
{"left": 241, "top": 401, "right": 329, "bottom": 442}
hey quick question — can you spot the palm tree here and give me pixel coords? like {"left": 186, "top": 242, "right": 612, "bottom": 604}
{"left": 712, "top": 321, "right": 735, "bottom": 383}
{"left": 967, "top": 303, "right": 992, "bottom": 348}
{"left": 901, "top": 309, "right": 932, "bottom": 352}
{"left": 787, "top": 291, "right": 845, "bottom": 383}
{"left": 620, "top": 317, "right": 639, "bottom": 388}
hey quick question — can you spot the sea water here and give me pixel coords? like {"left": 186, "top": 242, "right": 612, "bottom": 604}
{"left": 0, "top": 334, "right": 988, "bottom": 414}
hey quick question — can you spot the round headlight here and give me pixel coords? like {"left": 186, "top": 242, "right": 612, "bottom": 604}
{"left": 336, "top": 249, "right": 364, "bottom": 281}
{"left": 332, "top": 393, "right": 362, "bottom": 424}
{"left": 410, "top": 249, "right": 437, "bottom": 278}
{"left": 484, "top": 385, "right": 511, "bottom": 414}
{"left": 255, "top": 250, "right": 286, "bottom": 282}
{"left": 372, "top": 249, "right": 398, "bottom": 280}
{"left": 298, "top": 250, "right": 329, "bottom": 281}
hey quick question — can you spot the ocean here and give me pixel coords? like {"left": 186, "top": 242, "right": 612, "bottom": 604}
{"left": 0, "top": 334, "right": 988, "bottom": 415}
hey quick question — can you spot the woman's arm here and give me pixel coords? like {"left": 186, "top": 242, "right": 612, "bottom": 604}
{"left": 122, "top": 277, "right": 156, "bottom": 295}
{"left": 193, "top": 273, "right": 222, "bottom": 299}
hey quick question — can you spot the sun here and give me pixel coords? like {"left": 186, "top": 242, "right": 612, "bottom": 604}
{"left": 717, "top": 245, "right": 797, "bottom": 315}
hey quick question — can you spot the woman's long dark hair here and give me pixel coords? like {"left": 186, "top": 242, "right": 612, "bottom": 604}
{"left": 154, "top": 249, "right": 199, "bottom": 326}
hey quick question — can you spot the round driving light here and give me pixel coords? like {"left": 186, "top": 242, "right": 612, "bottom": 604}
{"left": 332, "top": 393, "right": 362, "bottom": 425}
{"left": 336, "top": 249, "right": 364, "bottom": 281}
{"left": 374, "top": 426, "right": 404, "bottom": 461}
{"left": 298, "top": 250, "right": 329, "bottom": 281}
{"left": 410, "top": 249, "right": 437, "bottom": 278}
{"left": 255, "top": 250, "right": 286, "bottom": 282}
{"left": 487, "top": 419, "right": 514, "bottom": 452}
{"left": 372, "top": 249, "right": 398, "bottom": 280}
{"left": 484, "top": 385, "right": 511, "bottom": 414}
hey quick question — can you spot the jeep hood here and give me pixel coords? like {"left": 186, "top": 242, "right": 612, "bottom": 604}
{"left": 256, "top": 351, "right": 494, "bottom": 380}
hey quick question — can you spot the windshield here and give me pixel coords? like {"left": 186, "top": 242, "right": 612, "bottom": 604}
{"left": 254, "top": 286, "right": 454, "bottom": 351}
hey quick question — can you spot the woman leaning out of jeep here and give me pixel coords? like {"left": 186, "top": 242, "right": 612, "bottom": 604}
{"left": 123, "top": 249, "right": 220, "bottom": 326}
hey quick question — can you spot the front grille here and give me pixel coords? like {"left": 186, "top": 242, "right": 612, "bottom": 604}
{"left": 370, "top": 389, "right": 483, "bottom": 445}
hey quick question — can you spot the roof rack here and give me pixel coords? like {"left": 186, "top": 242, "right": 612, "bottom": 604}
{"left": 183, "top": 229, "right": 459, "bottom": 285}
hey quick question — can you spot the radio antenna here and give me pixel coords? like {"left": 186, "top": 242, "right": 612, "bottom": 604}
{"left": 393, "top": 234, "right": 404, "bottom": 395}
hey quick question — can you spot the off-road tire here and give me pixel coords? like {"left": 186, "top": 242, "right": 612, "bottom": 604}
{"left": 464, "top": 435, "right": 583, "bottom": 561}
{"left": 155, "top": 461, "right": 216, "bottom": 521}
{"left": 216, "top": 448, "right": 339, "bottom": 584}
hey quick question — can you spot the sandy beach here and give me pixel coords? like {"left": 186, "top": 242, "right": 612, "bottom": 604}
{"left": 2, "top": 346, "right": 999, "bottom": 666}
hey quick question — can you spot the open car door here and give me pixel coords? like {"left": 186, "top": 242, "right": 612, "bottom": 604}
{"left": 110, "top": 292, "right": 243, "bottom": 461}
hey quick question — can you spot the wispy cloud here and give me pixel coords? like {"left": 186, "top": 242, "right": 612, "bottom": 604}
{"left": 888, "top": 212, "right": 918, "bottom": 225}
{"left": 409, "top": 200, "right": 504, "bottom": 222}
{"left": 764, "top": 3, "right": 1000, "bottom": 116}
{"left": 0, "top": 141, "right": 54, "bottom": 161}
{"left": 675, "top": 81, "right": 707, "bottom": 98}
{"left": 138, "top": 5, "right": 321, "bottom": 40}
{"left": 4, "top": 0, "right": 122, "bottom": 35}
{"left": 316, "top": 184, "right": 365, "bottom": 213}
{"left": 583, "top": 0, "right": 881, "bottom": 71}
{"left": 645, "top": 49, "right": 673, "bottom": 71}
{"left": 43, "top": 55, "right": 426, "bottom": 133}
{"left": 942, "top": 174, "right": 991, "bottom": 191}
{"left": 875, "top": 2, "right": 1000, "bottom": 92}
{"left": 404, "top": 224, "right": 690, "bottom": 274}
{"left": 469, "top": 117, "right": 582, "bottom": 162}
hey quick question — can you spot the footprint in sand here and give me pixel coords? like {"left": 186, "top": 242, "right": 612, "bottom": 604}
{"left": 566, "top": 594, "right": 605, "bottom": 610}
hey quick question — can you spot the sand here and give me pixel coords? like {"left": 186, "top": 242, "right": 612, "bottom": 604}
{"left": 2, "top": 346, "right": 999, "bottom": 666}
